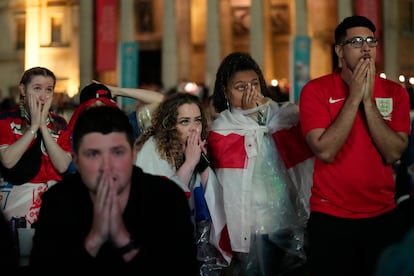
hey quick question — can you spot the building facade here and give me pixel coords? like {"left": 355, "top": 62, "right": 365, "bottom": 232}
{"left": 0, "top": 0, "right": 412, "bottom": 106}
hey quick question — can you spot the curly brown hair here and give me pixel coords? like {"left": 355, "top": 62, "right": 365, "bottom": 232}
{"left": 135, "top": 92, "right": 208, "bottom": 170}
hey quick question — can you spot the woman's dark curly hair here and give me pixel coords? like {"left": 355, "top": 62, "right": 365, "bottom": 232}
{"left": 212, "top": 52, "right": 268, "bottom": 113}
{"left": 135, "top": 92, "right": 208, "bottom": 170}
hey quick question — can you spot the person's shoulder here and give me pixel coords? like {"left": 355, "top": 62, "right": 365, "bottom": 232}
{"left": 42, "top": 173, "right": 83, "bottom": 200}
{"left": 141, "top": 136, "right": 161, "bottom": 153}
{"left": 376, "top": 75, "right": 405, "bottom": 89}
{"left": 50, "top": 112, "right": 68, "bottom": 126}
{"left": 300, "top": 73, "right": 337, "bottom": 100}
{"left": 209, "top": 109, "right": 234, "bottom": 129}
{"left": 375, "top": 76, "right": 409, "bottom": 101}
{"left": 0, "top": 108, "right": 19, "bottom": 120}
{"left": 306, "top": 72, "right": 336, "bottom": 86}
{"left": 132, "top": 166, "right": 185, "bottom": 195}
{"left": 133, "top": 166, "right": 172, "bottom": 184}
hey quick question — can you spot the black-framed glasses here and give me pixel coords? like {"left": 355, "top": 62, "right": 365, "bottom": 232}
{"left": 339, "top": 36, "right": 378, "bottom": 48}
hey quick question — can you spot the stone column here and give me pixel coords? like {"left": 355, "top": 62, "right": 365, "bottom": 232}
{"left": 175, "top": 0, "right": 191, "bottom": 83}
{"left": 205, "top": 0, "right": 220, "bottom": 90}
{"left": 295, "top": 0, "right": 307, "bottom": 36}
{"left": 250, "top": 0, "right": 264, "bottom": 69}
{"left": 382, "top": 0, "right": 399, "bottom": 82}
{"left": 25, "top": 0, "right": 41, "bottom": 68}
{"left": 338, "top": 0, "right": 353, "bottom": 21}
{"left": 262, "top": 0, "right": 273, "bottom": 80}
{"left": 162, "top": 0, "right": 178, "bottom": 91}
{"left": 79, "top": 0, "right": 94, "bottom": 89}
{"left": 120, "top": 0, "right": 135, "bottom": 41}
{"left": 219, "top": 0, "right": 232, "bottom": 55}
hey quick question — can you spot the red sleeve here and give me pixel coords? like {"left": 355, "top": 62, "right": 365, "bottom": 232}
{"left": 299, "top": 80, "right": 332, "bottom": 136}
{"left": 0, "top": 117, "right": 16, "bottom": 146}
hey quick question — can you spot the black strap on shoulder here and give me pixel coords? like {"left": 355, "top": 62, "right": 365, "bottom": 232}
{"left": 0, "top": 133, "right": 42, "bottom": 185}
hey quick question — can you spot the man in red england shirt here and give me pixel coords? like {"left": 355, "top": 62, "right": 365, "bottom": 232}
{"left": 299, "top": 15, "right": 411, "bottom": 276}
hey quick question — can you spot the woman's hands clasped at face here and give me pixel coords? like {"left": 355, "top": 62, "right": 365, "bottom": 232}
{"left": 23, "top": 74, "right": 55, "bottom": 131}
{"left": 176, "top": 102, "right": 206, "bottom": 169}
{"left": 175, "top": 102, "right": 210, "bottom": 186}
{"left": 27, "top": 88, "right": 53, "bottom": 132}
{"left": 183, "top": 128, "right": 206, "bottom": 168}
{"left": 227, "top": 70, "right": 265, "bottom": 110}
{"left": 240, "top": 82, "right": 266, "bottom": 110}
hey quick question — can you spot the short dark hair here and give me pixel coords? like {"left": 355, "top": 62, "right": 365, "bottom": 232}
{"left": 334, "top": 15, "right": 376, "bottom": 44}
{"left": 79, "top": 82, "right": 113, "bottom": 104}
{"left": 72, "top": 106, "right": 134, "bottom": 153}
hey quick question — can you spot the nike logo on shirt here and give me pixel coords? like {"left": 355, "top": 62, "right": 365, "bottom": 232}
{"left": 329, "top": 97, "right": 345, "bottom": 104}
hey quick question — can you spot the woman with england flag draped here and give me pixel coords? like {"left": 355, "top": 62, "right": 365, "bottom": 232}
{"left": 208, "top": 52, "right": 314, "bottom": 276}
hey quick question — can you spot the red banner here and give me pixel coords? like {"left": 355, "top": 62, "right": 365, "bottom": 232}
{"left": 95, "top": 0, "right": 118, "bottom": 72}
{"left": 353, "top": 0, "right": 383, "bottom": 70}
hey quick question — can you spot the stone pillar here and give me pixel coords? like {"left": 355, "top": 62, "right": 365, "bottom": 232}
{"left": 262, "top": 0, "right": 273, "bottom": 81}
{"left": 250, "top": 0, "right": 264, "bottom": 69}
{"left": 205, "top": 0, "right": 220, "bottom": 90}
{"left": 338, "top": 0, "right": 353, "bottom": 21}
{"left": 291, "top": 0, "right": 309, "bottom": 102}
{"left": 382, "top": 0, "right": 399, "bottom": 82}
{"left": 25, "top": 0, "right": 41, "bottom": 68}
{"left": 219, "top": 0, "right": 232, "bottom": 56}
{"left": 79, "top": 0, "right": 94, "bottom": 89}
{"left": 295, "top": 0, "right": 307, "bottom": 35}
{"left": 175, "top": 0, "right": 191, "bottom": 83}
{"left": 120, "top": 0, "right": 135, "bottom": 41}
{"left": 162, "top": 0, "right": 178, "bottom": 91}
{"left": 307, "top": 1, "right": 337, "bottom": 77}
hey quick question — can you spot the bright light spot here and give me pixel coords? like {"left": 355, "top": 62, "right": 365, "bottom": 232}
{"left": 379, "top": 73, "right": 386, "bottom": 79}
{"left": 184, "top": 82, "right": 198, "bottom": 94}
{"left": 270, "top": 79, "right": 279, "bottom": 86}
{"left": 399, "top": 75, "right": 406, "bottom": 83}
{"left": 184, "top": 82, "right": 197, "bottom": 94}
{"left": 67, "top": 82, "right": 79, "bottom": 98}
{"left": 409, "top": 77, "right": 414, "bottom": 85}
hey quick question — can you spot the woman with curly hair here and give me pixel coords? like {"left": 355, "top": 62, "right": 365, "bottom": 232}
{"left": 134, "top": 92, "right": 231, "bottom": 274}
{"left": 135, "top": 92, "right": 208, "bottom": 183}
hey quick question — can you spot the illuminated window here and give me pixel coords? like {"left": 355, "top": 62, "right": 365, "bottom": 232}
{"left": 402, "top": 0, "right": 414, "bottom": 34}
{"left": 16, "top": 17, "right": 25, "bottom": 50}
{"left": 51, "top": 16, "right": 62, "bottom": 44}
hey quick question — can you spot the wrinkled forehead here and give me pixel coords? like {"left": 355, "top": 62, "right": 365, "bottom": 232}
{"left": 77, "top": 132, "right": 131, "bottom": 151}
{"left": 26, "top": 75, "right": 55, "bottom": 87}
